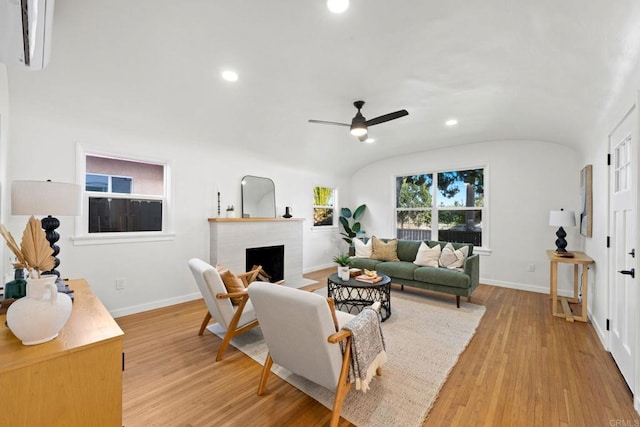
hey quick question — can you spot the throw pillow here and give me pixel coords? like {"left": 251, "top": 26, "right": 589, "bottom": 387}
{"left": 439, "top": 243, "right": 469, "bottom": 269}
{"left": 353, "top": 238, "right": 373, "bottom": 258}
{"left": 413, "top": 241, "right": 441, "bottom": 267}
{"left": 371, "top": 236, "right": 400, "bottom": 261}
{"left": 219, "top": 269, "right": 247, "bottom": 305}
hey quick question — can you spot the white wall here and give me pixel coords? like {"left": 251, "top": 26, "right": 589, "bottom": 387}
{"left": 350, "top": 140, "right": 581, "bottom": 295}
{"left": 3, "top": 112, "right": 347, "bottom": 316}
{"left": 0, "top": 64, "right": 8, "bottom": 273}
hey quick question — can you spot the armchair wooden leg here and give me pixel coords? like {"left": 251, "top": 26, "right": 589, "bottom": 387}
{"left": 331, "top": 337, "right": 353, "bottom": 427}
{"left": 456, "top": 295, "right": 460, "bottom": 308}
{"left": 198, "top": 312, "right": 212, "bottom": 336}
{"left": 258, "top": 354, "right": 274, "bottom": 395}
{"left": 216, "top": 331, "right": 234, "bottom": 362}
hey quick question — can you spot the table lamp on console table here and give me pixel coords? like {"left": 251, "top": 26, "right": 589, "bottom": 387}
{"left": 549, "top": 209, "right": 576, "bottom": 256}
{"left": 11, "top": 180, "right": 82, "bottom": 280}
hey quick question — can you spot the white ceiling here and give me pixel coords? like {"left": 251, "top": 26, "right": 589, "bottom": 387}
{"left": 8, "top": 0, "right": 640, "bottom": 176}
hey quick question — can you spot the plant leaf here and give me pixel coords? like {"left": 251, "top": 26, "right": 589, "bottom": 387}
{"left": 353, "top": 204, "right": 367, "bottom": 220}
{"left": 340, "top": 208, "right": 352, "bottom": 218}
{"left": 0, "top": 224, "right": 29, "bottom": 267}
{"left": 21, "top": 216, "right": 54, "bottom": 273}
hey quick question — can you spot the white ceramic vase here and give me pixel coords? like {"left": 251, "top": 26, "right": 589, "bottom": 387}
{"left": 339, "top": 266, "right": 350, "bottom": 281}
{"left": 6, "top": 276, "right": 73, "bottom": 345}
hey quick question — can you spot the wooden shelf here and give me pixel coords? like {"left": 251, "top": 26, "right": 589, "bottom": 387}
{"left": 208, "top": 217, "right": 304, "bottom": 222}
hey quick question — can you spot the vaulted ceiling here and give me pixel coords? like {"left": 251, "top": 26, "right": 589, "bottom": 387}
{"left": 8, "top": 0, "right": 640, "bottom": 175}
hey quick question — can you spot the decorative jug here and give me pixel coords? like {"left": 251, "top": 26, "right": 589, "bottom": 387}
{"left": 6, "top": 276, "right": 73, "bottom": 345}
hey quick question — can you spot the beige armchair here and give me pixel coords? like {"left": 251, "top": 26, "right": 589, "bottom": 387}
{"left": 248, "top": 281, "right": 377, "bottom": 426}
{"left": 188, "top": 258, "right": 260, "bottom": 361}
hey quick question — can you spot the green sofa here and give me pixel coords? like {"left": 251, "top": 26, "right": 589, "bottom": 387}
{"left": 349, "top": 239, "right": 480, "bottom": 307}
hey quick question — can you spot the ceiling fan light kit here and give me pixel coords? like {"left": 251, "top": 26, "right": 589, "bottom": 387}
{"left": 310, "top": 100, "right": 409, "bottom": 141}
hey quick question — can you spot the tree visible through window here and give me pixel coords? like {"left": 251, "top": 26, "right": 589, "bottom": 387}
{"left": 396, "top": 168, "right": 484, "bottom": 246}
{"left": 313, "top": 186, "right": 335, "bottom": 227}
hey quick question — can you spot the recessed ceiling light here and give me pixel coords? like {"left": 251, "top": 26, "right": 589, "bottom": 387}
{"left": 445, "top": 119, "right": 458, "bottom": 126}
{"left": 364, "top": 137, "right": 375, "bottom": 143}
{"left": 327, "top": 0, "right": 349, "bottom": 14}
{"left": 221, "top": 70, "right": 238, "bottom": 82}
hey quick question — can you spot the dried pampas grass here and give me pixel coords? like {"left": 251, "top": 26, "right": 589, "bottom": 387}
{"left": 0, "top": 216, "right": 54, "bottom": 278}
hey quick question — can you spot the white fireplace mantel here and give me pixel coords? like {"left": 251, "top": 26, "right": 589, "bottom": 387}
{"left": 208, "top": 218, "right": 315, "bottom": 289}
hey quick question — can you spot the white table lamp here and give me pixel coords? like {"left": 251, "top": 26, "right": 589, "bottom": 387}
{"left": 11, "top": 180, "right": 82, "bottom": 278}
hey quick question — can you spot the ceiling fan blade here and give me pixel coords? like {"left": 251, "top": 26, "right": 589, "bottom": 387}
{"left": 308, "top": 119, "right": 350, "bottom": 127}
{"left": 366, "top": 110, "right": 409, "bottom": 127}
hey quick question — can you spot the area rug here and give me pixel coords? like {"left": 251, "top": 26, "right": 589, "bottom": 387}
{"left": 208, "top": 289, "right": 485, "bottom": 426}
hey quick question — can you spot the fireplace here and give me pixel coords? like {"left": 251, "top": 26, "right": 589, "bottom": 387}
{"left": 209, "top": 217, "right": 315, "bottom": 289}
{"left": 246, "top": 245, "right": 284, "bottom": 282}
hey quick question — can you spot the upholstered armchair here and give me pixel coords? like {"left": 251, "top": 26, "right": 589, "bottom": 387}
{"left": 188, "top": 258, "right": 260, "bottom": 361}
{"left": 247, "top": 281, "right": 376, "bottom": 427}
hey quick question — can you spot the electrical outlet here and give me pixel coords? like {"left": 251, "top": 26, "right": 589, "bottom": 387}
{"left": 116, "top": 278, "right": 126, "bottom": 290}
{"left": 527, "top": 264, "right": 535, "bottom": 273}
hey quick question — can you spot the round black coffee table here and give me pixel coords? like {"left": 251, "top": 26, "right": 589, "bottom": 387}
{"left": 327, "top": 273, "right": 391, "bottom": 321}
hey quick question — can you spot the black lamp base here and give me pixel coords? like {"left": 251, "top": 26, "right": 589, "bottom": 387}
{"left": 554, "top": 226, "right": 568, "bottom": 253}
{"left": 40, "top": 215, "right": 61, "bottom": 277}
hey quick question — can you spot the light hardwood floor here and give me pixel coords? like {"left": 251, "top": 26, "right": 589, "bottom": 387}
{"left": 117, "top": 268, "right": 640, "bottom": 426}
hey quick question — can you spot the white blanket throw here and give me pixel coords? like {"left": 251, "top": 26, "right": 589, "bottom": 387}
{"left": 342, "top": 305, "right": 387, "bottom": 392}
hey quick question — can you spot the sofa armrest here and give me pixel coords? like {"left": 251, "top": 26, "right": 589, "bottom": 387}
{"left": 464, "top": 254, "right": 480, "bottom": 290}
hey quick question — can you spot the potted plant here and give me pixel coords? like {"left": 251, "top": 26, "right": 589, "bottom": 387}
{"left": 226, "top": 205, "right": 235, "bottom": 218}
{"left": 339, "top": 204, "right": 366, "bottom": 246}
{"left": 332, "top": 253, "right": 352, "bottom": 280}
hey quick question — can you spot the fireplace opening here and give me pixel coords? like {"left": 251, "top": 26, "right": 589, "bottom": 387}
{"left": 246, "top": 245, "right": 284, "bottom": 282}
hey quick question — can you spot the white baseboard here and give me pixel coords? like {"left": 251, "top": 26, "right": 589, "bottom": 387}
{"left": 480, "top": 277, "right": 575, "bottom": 298}
{"left": 110, "top": 292, "right": 202, "bottom": 318}
{"left": 304, "top": 263, "right": 334, "bottom": 274}
{"left": 590, "top": 310, "right": 609, "bottom": 351}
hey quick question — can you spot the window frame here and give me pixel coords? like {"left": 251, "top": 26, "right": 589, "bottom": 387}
{"left": 72, "top": 145, "right": 175, "bottom": 245}
{"left": 394, "top": 165, "right": 489, "bottom": 252}
{"left": 312, "top": 186, "right": 338, "bottom": 229}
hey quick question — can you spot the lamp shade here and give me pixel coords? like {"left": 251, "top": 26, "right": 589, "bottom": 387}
{"left": 11, "top": 180, "right": 82, "bottom": 216}
{"left": 549, "top": 210, "right": 576, "bottom": 227}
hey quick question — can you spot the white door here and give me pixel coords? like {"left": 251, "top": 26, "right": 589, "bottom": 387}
{"left": 609, "top": 104, "right": 638, "bottom": 392}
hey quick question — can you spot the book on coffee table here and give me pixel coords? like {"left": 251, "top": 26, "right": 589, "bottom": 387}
{"left": 355, "top": 274, "right": 382, "bottom": 284}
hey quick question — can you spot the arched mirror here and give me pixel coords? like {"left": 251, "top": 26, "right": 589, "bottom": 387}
{"left": 241, "top": 175, "right": 276, "bottom": 218}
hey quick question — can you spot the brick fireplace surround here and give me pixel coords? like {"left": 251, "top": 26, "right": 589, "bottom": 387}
{"left": 208, "top": 218, "right": 315, "bottom": 289}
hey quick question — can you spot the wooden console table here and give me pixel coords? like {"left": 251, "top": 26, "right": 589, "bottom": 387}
{"left": 0, "top": 279, "right": 124, "bottom": 426}
{"left": 547, "top": 250, "right": 594, "bottom": 322}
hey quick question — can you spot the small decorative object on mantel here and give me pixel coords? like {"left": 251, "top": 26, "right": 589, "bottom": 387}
{"left": 0, "top": 217, "right": 73, "bottom": 345}
{"left": 283, "top": 206, "right": 293, "bottom": 218}
{"left": 226, "top": 205, "right": 235, "bottom": 218}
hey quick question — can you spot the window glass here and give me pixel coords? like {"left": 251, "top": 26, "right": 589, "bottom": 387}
{"left": 86, "top": 174, "right": 108, "bottom": 192}
{"left": 111, "top": 177, "right": 133, "bottom": 194}
{"left": 396, "top": 168, "right": 485, "bottom": 246}
{"left": 313, "top": 186, "right": 335, "bottom": 227}
{"left": 437, "top": 169, "right": 484, "bottom": 207}
{"left": 396, "top": 174, "right": 433, "bottom": 241}
{"left": 85, "top": 154, "right": 165, "bottom": 234}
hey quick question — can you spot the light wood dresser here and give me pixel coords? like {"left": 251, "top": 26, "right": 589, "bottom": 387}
{"left": 0, "top": 279, "right": 124, "bottom": 426}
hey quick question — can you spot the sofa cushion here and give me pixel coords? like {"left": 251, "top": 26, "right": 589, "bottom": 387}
{"left": 353, "top": 238, "right": 373, "bottom": 258}
{"left": 439, "top": 243, "right": 469, "bottom": 269}
{"left": 371, "top": 236, "right": 400, "bottom": 261}
{"left": 413, "top": 242, "right": 441, "bottom": 267}
{"left": 429, "top": 240, "right": 473, "bottom": 256}
{"left": 349, "top": 257, "right": 383, "bottom": 271}
{"left": 414, "top": 266, "right": 470, "bottom": 289}
{"left": 376, "top": 261, "right": 418, "bottom": 281}
{"left": 396, "top": 239, "right": 422, "bottom": 262}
